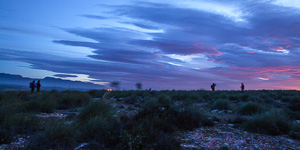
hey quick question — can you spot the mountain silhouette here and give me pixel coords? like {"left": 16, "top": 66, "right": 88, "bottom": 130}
{"left": 0, "top": 73, "right": 104, "bottom": 91}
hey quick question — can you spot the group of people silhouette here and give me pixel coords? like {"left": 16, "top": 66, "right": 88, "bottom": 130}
{"left": 211, "top": 83, "right": 245, "bottom": 92}
{"left": 30, "top": 80, "right": 41, "bottom": 93}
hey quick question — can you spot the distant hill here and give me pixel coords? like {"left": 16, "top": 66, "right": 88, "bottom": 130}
{"left": 0, "top": 73, "right": 104, "bottom": 91}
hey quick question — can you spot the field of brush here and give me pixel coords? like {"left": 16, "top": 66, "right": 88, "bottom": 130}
{"left": 0, "top": 90, "right": 300, "bottom": 149}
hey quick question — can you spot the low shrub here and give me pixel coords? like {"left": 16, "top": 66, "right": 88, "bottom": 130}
{"left": 28, "top": 120, "right": 79, "bottom": 149}
{"left": 79, "top": 118, "right": 121, "bottom": 147}
{"left": 78, "top": 100, "right": 115, "bottom": 122}
{"left": 289, "top": 121, "right": 300, "bottom": 140}
{"left": 24, "top": 93, "right": 57, "bottom": 113}
{"left": 1, "top": 113, "right": 41, "bottom": 134}
{"left": 157, "top": 94, "right": 172, "bottom": 108}
{"left": 228, "top": 116, "right": 247, "bottom": 127}
{"left": 243, "top": 109, "right": 290, "bottom": 135}
{"left": 212, "top": 99, "right": 231, "bottom": 110}
{"left": 289, "top": 96, "right": 300, "bottom": 111}
{"left": 117, "top": 103, "right": 213, "bottom": 149}
{"left": 88, "top": 90, "right": 106, "bottom": 98}
{"left": 58, "top": 91, "right": 91, "bottom": 109}
{"left": 238, "top": 102, "right": 265, "bottom": 115}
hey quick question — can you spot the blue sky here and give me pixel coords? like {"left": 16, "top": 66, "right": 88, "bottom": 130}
{"left": 1, "top": 0, "right": 300, "bottom": 90}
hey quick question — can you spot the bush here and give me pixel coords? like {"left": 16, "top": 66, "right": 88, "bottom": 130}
{"left": 88, "top": 90, "right": 106, "bottom": 98}
{"left": 238, "top": 102, "right": 265, "bottom": 115}
{"left": 212, "top": 99, "right": 231, "bottom": 110}
{"left": 24, "top": 93, "right": 57, "bottom": 113}
{"left": 79, "top": 118, "right": 121, "bottom": 147}
{"left": 57, "top": 91, "right": 91, "bottom": 109}
{"left": 117, "top": 103, "right": 213, "bottom": 149}
{"left": 176, "top": 106, "right": 213, "bottom": 130}
{"left": 78, "top": 100, "right": 115, "bottom": 122}
{"left": 289, "top": 121, "right": 300, "bottom": 140}
{"left": 243, "top": 109, "right": 290, "bottom": 135}
{"left": 157, "top": 94, "right": 172, "bottom": 108}
{"left": 1, "top": 113, "right": 41, "bottom": 134}
{"left": 289, "top": 96, "right": 300, "bottom": 111}
{"left": 28, "top": 120, "right": 79, "bottom": 149}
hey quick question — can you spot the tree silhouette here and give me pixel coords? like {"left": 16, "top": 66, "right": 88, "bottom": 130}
{"left": 136, "top": 82, "right": 142, "bottom": 90}
{"left": 110, "top": 81, "right": 120, "bottom": 90}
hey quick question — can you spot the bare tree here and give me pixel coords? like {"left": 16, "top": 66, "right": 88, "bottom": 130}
{"left": 136, "top": 82, "right": 142, "bottom": 90}
{"left": 110, "top": 81, "right": 120, "bottom": 90}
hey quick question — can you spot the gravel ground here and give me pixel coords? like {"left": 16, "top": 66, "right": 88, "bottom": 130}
{"left": 180, "top": 110, "right": 300, "bottom": 150}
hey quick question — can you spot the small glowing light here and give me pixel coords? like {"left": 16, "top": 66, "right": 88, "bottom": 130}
{"left": 107, "top": 89, "right": 113, "bottom": 91}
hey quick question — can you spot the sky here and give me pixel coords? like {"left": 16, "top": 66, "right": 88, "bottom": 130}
{"left": 1, "top": 0, "right": 300, "bottom": 90}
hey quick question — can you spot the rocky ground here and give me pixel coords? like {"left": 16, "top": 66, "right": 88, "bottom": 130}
{"left": 1, "top": 99, "right": 300, "bottom": 150}
{"left": 180, "top": 110, "right": 300, "bottom": 150}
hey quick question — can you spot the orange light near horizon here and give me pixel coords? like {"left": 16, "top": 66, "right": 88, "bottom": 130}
{"left": 107, "top": 89, "right": 113, "bottom": 91}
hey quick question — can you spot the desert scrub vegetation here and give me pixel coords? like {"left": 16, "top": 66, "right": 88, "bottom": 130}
{"left": 78, "top": 100, "right": 115, "bottom": 122}
{"left": 57, "top": 90, "right": 91, "bottom": 109}
{"left": 243, "top": 109, "right": 291, "bottom": 135}
{"left": 212, "top": 99, "right": 231, "bottom": 110}
{"left": 237, "top": 102, "right": 265, "bottom": 115}
{"left": 1, "top": 90, "right": 300, "bottom": 149}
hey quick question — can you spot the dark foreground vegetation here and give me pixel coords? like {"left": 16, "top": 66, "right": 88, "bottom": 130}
{"left": 0, "top": 90, "right": 300, "bottom": 149}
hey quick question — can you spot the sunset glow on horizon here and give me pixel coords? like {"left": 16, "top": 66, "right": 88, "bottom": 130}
{"left": 1, "top": 0, "right": 300, "bottom": 90}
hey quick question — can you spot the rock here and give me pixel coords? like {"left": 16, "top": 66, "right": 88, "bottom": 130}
{"left": 212, "top": 110, "right": 218, "bottom": 113}
{"left": 92, "top": 98, "right": 101, "bottom": 101}
{"left": 226, "top": 110, "right": 233, "bottom": 113}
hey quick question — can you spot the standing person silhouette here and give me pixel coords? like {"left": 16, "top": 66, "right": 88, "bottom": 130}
{"left": 30, "top": 80, "right": 36, "bottom": 93}
{"left": 211, "top": 83, "right": 216, "bottom": 91}
{"left": 241, "top": 83, "right": 245, "bottom": 93}
{"left": 37, "top": 80, "right": 41, "bottom": 92}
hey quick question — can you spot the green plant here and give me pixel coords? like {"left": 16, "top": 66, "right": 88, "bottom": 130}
{"left": 78, "top": 100, "right": 115, "bottom": 122}
{"left": 238, "top": 102, "right": 265, "bottom": 115}
{"left": 58, "top": 91, "right": 91, "bottom": 109}
{"left": 43, "top": 120, "right": 79, "bottom": 149}
{"left": 157, "top": 94, "right": 172, "bottom": 108}
{"left": 88, "top": 90, "right": 106, "bottom": 98}
{"left": 289, "top": 121, "right": 300, "bottom": 140}
{"left": 243, "top": 109, "right": 290, "bottom": 135}
{"left": 1, "top": 113, "right": 41, "bottom": 134}
{"left": 212, "top": 99, "right": 231, "bottom": 110}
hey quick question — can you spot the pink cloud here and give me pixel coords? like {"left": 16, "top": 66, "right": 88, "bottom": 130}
{"left": 272, "top": 46, "right": 284, "bottom": 51}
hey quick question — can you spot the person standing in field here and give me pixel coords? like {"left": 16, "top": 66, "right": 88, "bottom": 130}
{"left": 37, "top": 80, "right": 41, "bottom": 92}
{"left": 241, "top": 83, "right": 245, "bottom": 93}
{"left": 30, "top": 80, "right": 36, "bottom": 93}
{"left": 211, "top": 83, "right": 216, "bottom": 91}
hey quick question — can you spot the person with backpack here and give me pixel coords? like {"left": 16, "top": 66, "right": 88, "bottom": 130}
{"left": 241, "top": 83, "right": 245, "bottom": 93}
{"left": 30, "top": 80, "right": 36, "bottom": 93}
{"left": 37, "top": 80, "right": 41, "bottom": 92}
{"left": 211, "top": 83, "right": 216, "bottom": 91}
